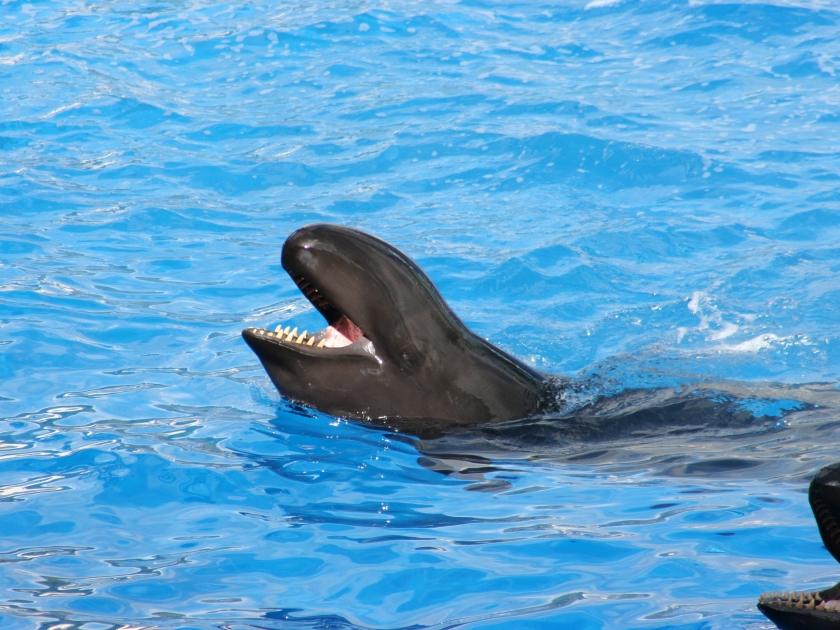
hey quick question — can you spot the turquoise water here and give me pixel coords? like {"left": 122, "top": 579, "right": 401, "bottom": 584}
{"left": 2, "top": 0, "right": 840, "bottom": 628}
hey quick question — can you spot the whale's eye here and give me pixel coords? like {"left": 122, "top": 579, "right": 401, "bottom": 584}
{"left": 401, "top": 352, "right": 413, "bottom": 366}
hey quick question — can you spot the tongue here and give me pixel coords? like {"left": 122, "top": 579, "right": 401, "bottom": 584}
{"left": 323, "top": 315, "right": 364, "bottom": 348}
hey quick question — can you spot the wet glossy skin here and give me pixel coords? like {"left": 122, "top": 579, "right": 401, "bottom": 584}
{"left": 242, "top": 224, "right": 550, "bottom": 433}
{"left": 758, "top": 462, "right": 840, "bottom": 630}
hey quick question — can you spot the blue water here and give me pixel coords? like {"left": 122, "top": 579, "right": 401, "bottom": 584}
{"left": 2, "top": 0, "right": 840, "bottom": 628}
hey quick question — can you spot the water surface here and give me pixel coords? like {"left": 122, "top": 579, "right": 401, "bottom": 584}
{"left": 2, "top": 0, "right": 840, "bottom": 628}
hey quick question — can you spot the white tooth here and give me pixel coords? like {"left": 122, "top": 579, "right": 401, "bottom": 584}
{"left": 818, "top": 601, "right": 826, "bottom": 611}
{"left": 284, "top": 326, "right": 290, "bottom": 335}
{"left": 296, "top": 331, "right": 307, "bottom": 344}
{"left": 275, "top": 325, "right": 284, "bottom": 332}
{"left": 285, "top": 332, "right": 294, "bottom": 341}
{"left": 317, "top": 339, "right": 325, "bottom": 348}
{"left": 307, "top": 337, "right": 315, "bottom": 346}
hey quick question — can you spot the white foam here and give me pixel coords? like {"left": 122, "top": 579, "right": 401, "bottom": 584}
{"left": 718, "top": 333, "right": 787, "bottom": 354}
{"left": 708, "top": 322, "right": 739, "bottom": 341}
{"left": 585, "top": 0, "right": 623, "bottom": 9}
{"left": 684, "top": 291, "right": 742, "bottom": 342}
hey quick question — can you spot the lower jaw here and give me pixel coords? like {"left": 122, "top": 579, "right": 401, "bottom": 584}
{"left": 758, "top": 601, "right": 840, "bottom": 630}
{"left": 758, "top": 583, "right": 840, "bottom": 615}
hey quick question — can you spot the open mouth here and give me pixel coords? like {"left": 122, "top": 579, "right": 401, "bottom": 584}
{"left": 245, "top": 273, "right": 369, "bottom": 350}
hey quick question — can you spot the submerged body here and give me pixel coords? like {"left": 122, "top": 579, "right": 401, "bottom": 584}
{"left": 242, "top": 225, "right": 822, "bottom": 437}
{"left": 758, "top": 462, "right": 840, "bottom": 630}
{"left": 242, "top": 224, "right": 553, "bottom": 432}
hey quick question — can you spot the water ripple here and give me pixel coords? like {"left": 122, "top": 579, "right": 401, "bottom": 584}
{"left": 2, "top": 0, "right": 840, "bottom": 628}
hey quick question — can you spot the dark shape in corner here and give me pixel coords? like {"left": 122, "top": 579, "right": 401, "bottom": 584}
{"left": 758, "top": 462, "right": 840, "bottom": 629}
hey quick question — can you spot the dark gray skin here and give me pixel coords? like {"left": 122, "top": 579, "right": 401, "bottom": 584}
{"left": 758, "top": 462, "right": 840, "bottom": 629}
{"left": 242, "top": 224, "right": 554, "bottom": 434}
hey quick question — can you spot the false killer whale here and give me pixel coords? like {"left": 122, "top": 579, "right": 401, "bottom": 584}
{"left": 241, "top": 224, "right": 831, "bottom": 441}
{"left": 242, "top": 223, "right": 560, "bottom": 432}
{"left": 758, "top": 462, "right": 840, "bottom": 630}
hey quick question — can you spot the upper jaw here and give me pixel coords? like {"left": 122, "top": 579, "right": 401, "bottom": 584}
{"left": 244, "top": 226, "right": 380, "bottom": 356}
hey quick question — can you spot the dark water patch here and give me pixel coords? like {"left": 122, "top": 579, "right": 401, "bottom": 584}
{"left": 282, "top": 502, "right": 532, "bottom": 530}
{"left": 772, "top": 52, "right": 830, "bottom": 78}
{"left": 0, "top": 239, "right": 42, "bottom": 255}
{"left": 495, "top": 43, "right": 601, "bottom": 62}
{"left": 650, "top": 30, "right": 721, "bottom": 47}
{"left": 324, "top": 63, "right": 365, "bottom": 77}
{"left": 0, "top": 511, "right": 75, "bottom": 537}
{"left": 0, "top": 136, "right": 30, "bottom": 151}
{"left": 263, "top": 609, "right": 419, "bottom": 630}
{"left": 465, "top": 479, "right": 513, "bottom": 492}
{"left": 680, "top": 79, "right": 732, "bottom": 93}
{"left": 664, "top": 458, "right": 764, "bottom": 478}
{"left": 0, "top": 197, "right": 85, "bottom": 215}
{"left": 566, "top": 450, "right": 610, "bottom": 462}
{"left": 773, "top": 209, "right": 840, "bottom": 241}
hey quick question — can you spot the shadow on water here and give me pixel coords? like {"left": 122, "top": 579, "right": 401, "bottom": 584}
{"left": 406, "top": 379, "right": 840, "bottom": 488}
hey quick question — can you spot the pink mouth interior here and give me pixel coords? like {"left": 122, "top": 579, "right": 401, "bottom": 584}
{"left": 322, "top": 315, "right": 365, "bottom": 348}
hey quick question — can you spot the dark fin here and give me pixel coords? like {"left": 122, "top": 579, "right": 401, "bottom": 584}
{"left": 758, "top": 603, "right": 840, "bottom": 630}
{"left": 810, "top": 462, "right": 840, "bottom": 565}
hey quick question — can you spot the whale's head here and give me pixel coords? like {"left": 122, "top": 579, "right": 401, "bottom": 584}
{"left": 758, "top": 462, "right": 840, "bottom": 629}
{"left": 242, "top": 223, "right": 545, "bottom": 431}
